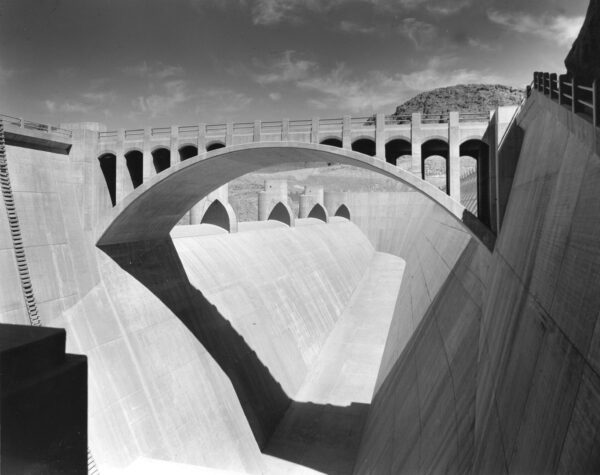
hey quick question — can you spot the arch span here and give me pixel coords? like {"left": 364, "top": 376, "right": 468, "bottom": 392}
{"left": 98, "top": 153, "right": 116, "bottom": 206}
{"left": 97, "top": 143, "right": 469, "bottom": 247}
{"left": 335, "top": 204, "right": 351, "bottom": 220}
{"left": 307, "top": 203, "right": 328, "bottom": 222}
{"left": 200, "top": 199, "right": 238, "bottom": 232}
{"left": 268, "top": 202, "right": 294, "bottom": 227}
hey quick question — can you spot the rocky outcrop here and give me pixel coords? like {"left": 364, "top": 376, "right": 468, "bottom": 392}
{"left": 565, "top": 0, "right": 600, "bottom": 81}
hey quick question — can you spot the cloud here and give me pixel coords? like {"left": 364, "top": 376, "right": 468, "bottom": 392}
{"left": 297, "top": 58, "right": 504, "bottom": 113}
{"left": 253, "top": 51, "right": 316, "bottom": 85}
{"left": 426, "top": 0, "right": 471, "bottom": 15}
{"left": 487, "top": 10, "right": 584, "bottom": 45}
{"left": 396, "top": 18, "right": 438, "bottom": 49}
{"left": 135, "top": 79, "right": 192, "bottom": 117}
{"left": 44, "top": 90, "right": 116, "bottom": 115}
{"left": 338, "top": 20, "right": 377, "bottom": 34}
{"left": 269, "top": 92, "right": 282, "bottom": 101}
{"left": 123, "top": 61, "right": 185, "bottom": 80}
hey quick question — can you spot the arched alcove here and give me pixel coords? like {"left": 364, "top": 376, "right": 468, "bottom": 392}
{"left": 152, "top": 148, "right": 170, "bottom": 173}
{"left": 125, "top": 150, "right": 143, "bottom": 189}
{"left": 268, "top": 202, "right": 294, "bottom": 227}
{"left": 179, "top": 145, "right": 198, "bottom": 161}
{"left": 200, "top": 199, "right": 236, "bottom": 232}
{"left": 334, "top": 204, "right": 351, "bottom": 220}
{"left": 307, "top": 203, "right": 328, "bottom": 222}
{"left": 422, "top": 139, "right": 449, "bottom": 194}
{"left": 207, "top": 142, "right": 226, "bottom": 152}
{"left": 98, "top": 153, "right": 116, "bottom": 206}
{"left": 385, "top": 139, "right": 411, "bottom": 166}
{"left": 320, "top": 138, "right": 342, "bottom": 148}
{"left": 352, "top": 138, "right": 376, "bottom": 157}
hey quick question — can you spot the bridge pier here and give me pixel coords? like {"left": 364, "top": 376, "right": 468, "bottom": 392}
{"left": 448, "top": 112, "right": 461, "bottom": 203}
{"left": 411, "top": 113, "right": 422, "bottom": 176}
{"left": 258, "top": 179, "right": 289, "bottom": 221}
{"left": 376, "top": 113, "right": 385, "bottom": 160}
{"left": 299, "top": 185, "right": 324, "bottom": 218}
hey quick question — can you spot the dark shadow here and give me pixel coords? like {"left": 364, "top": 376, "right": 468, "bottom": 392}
{"left": 385, "top": 139, "right": 411, "bottom": 165}
{"left": 422, "top": 139, "right": 449, "bottom": 194}
{"left": 462, "top": 209, "right": 496, "bottom": 252}
{"left": 152, "top": 148, "right": 170, "bottom": 173}
{"left": 335, "top": 204, "right": 351, "bottom": 220}
{"left": 179, "top": 145, "right": 198, "bottom": 161}
{"left": 307, "top": 203, "right": 327, "bottom": 222}
{"left": 99, "top": 238, "right": 371, "bottom": 474}
{"left": 460, "top": 140, "right": 490, "bottom": 227}
{"left": 200, "top": 199, "right": 231, "bottom": 231}
{"left": 352, "top": 138, "right": 376, "bottom": 157}
{"left": 125, "top": 150, "right": 143, "bottom": 189}
{"left": 206, "top": 142, "right": 225, "bottom": 151}
{"left": 100, "top": 238, "right": 291, "bottom": 449}
{"left": 268, "top": 202, "right": 293, "bottom": 226}
{"left": 320, "top": 138, "right": 343, "bottom": 148}
{"left": 98, "top": 153, "right": 116, "bottom": 206}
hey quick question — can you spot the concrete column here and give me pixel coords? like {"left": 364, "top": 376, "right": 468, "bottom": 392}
{"left": 115, "top": 128, "right": 128, "bottom": 203}
{"left": 253, "top": 120, "right": 261, "bottom": 142}
{"left": 375, "top": 113, "right": 386, "bottom": 160}
{"left": 299, "top": 185, "right": 324, "bottom": 218}
{"left": 258, "top": 179, "right": 288, "bottom": 220}
{"left": 311, "top": 117, "right": 319, "bottom": 144}
{"left": 282, "top": 119, "right": 289, "bottom": 141}
{"left": 170, "top": 125, "right": 179, "bottom": 162}
{"left": 142, "top": 127, "right": 153, "bottom": 182}
{"left": 411, "top": 113, "right": 422, "bottom": 177}
{"left": 342, "top": 115, "right": 351, "bottom": 150}
{"left": 448, "top": 111, "right": 460, "bottom": 202}
{"left": 197, "top": 123, "right": 206, "bottom": 152}
{"left": 226, "top": 122, "right": 233, "bottom": 146}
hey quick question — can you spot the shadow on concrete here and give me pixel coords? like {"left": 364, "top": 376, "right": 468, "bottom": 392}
{"left": 99, "top": 238, "right": 369, "bottom": 474}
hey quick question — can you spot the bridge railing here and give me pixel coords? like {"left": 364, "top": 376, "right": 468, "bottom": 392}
{"left": 0, "top": 114, "right": 73, "bottom": 138}
{"left": 533, "top": 71, "right": 599, "bottom": 128}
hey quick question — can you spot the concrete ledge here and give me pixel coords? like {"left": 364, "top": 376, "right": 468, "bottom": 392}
{"left": 3, "top": 123, "right": 72, "bottom": 155}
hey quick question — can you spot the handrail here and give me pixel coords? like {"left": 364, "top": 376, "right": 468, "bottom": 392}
{"left": 0, "top": 114, "right": 73, "bottom": 138}
{"left": 533, "top": 71, "right": 598, "bottom": 128}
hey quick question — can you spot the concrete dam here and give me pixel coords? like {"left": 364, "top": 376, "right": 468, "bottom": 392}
{"left": 1, "top": 72, "right": 600, "bottom": 475}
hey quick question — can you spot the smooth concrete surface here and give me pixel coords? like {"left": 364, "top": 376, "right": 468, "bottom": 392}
{"left": 264, "top": 252, "right": 405, "bottom": 475}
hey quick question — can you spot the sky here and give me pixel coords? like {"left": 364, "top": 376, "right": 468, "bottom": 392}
{"left": 0, "top": 0, "right": 589, "bottom": 129}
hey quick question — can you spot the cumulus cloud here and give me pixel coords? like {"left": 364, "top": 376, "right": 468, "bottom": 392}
{"left": 253, "top": 50, "right": 317, "bottom": 85}
{"left": 297, "top": 58, "right": 504, "bottom": 112}
{"left": 396, "top": 18, "right": 438, "bottom": 49}
{"left": 487, "top": 10, "right": 584, "bottom": 45}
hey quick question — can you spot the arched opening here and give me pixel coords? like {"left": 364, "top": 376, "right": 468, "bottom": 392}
{"left": 460, "top": 156, "right": 478, "bottom": 216}
{"left": 334, "top": 204, "right": 351, "bottom": 220}
{"left": 320, "top": 138, "right": 342, "bottom": 148}
{"left": 351, "top": 138, "right": 376, "bottom": 157}
{"left": 307, "top": 203, "right": 327, "bottom": 222}
{"left": 152, "top": 148, "right": 170, "bottom": 173}
{"left": 179, "top": 145, "right": 198, "bottom": 161}
{"left": 200, "top": 199, "right": 231, "bottom": 232}
{"left": 268, "top": 202, "right": 292, "bottom": 226}
{"left": 385, "top": 139, "right": 411, "bottom": 167}
{"left": 460, "top": 139, "right": 490, "bottom": 226}
{"left": 125, "top": 150, "right": 143, "bottom": 189}
{"left": 422, "top": 139, "right": 449, "bottom": 194}
{"left": 98, "top": 153, "right": 116, "bottom": 206}
{"left": 207, "top": 142, "right": 226, "bottom": 152}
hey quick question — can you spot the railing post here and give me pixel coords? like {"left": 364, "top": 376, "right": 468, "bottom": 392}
{"left": 115, "top": 128, "right": 127, "bottom": 203}
{"left": 543, "top": 72, "right": 550, "bottom": 95}
{"left": 342, "top": 115, "right": 351, "bottom": 149}
{"left": 253, "top": 120, "right": 261, "bottom": 142}
{"left": 550, "top": 73, "right": 557, "bottom": 100}
{"left": 375, "top": 112, "right": 385, "bottom": 159}
{"left": 558, "top": 74, "right": 565, "bottom": 105}
{"left": 593, "top": 79, "right": 599, "bottom": 128}
{"left": 143, "top": 127, "right": 154, "bottom": 182}
{"left": 448, "top": 111, "right": 460, "bottom": 202}
{"left": 572, "top": 76, "right": 579, "bottom": 115}
{"left": 411, "top": 112, "right": 422, "bottom": 177}
{"left": 311, "top": 117, "right": 319, "bottom": 144}
{"left": 282, "top": 118, "right": 289, "bottom": 141}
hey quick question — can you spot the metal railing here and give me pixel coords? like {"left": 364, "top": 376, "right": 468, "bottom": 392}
{"left": 533, "top": 71, "right": 599, "bottom": 127}
{"left": 0, "top": 114, "right": 73, "bottom": 138}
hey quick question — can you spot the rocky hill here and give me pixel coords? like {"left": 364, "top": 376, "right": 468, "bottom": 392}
{"left": 394, "top": 84, "right": 524, "bottom": 116}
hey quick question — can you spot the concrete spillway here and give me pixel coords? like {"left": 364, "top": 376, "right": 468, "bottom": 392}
{"left": 1, "top": 87, "right": 599, "bottom": 474}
